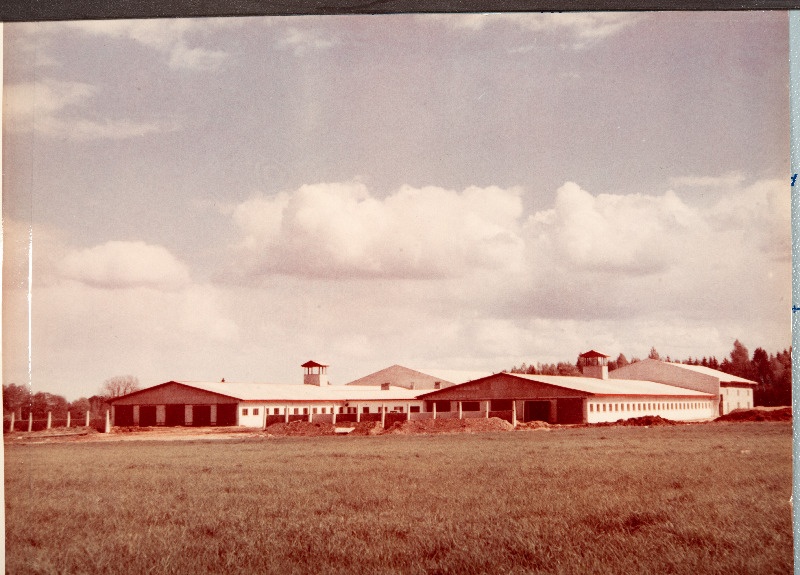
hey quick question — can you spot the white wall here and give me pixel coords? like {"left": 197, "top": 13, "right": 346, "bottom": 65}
{"left": 236, "top": 400, "right": 425, "bottom": 427}
{"left": 586, "top": 397, "right": 716, "bottom": 423}
{"left": 720, "top": 386, "right": 753, "bottom": 414}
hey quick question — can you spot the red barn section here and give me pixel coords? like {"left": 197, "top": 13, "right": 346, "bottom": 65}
{"left": 111, "top": 381, "right": 239, "bottom": 427}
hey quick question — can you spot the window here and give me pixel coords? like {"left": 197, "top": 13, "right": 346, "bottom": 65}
{"left": 614, "top": 404, "right": 619, "bottom": 412}
{"left": 363, "top": 406, "right": 369, "bottom": 414}
{"left": 394, "top": 406, "right": 404, "bottom": 413}
{"left": 321, "top": 408, "right": 326, "bottom": 414}
{"left": 242, "top": 408, "right": 248, "bottom": 416}
{"left": 253, "top": 408, "right": 259, "bottom": 416}
{"left": 312, "top": 408, "right": 317, "bottom": 414}
{"left": 602, "top": 404, "right": 606, "bottom": 412}
{"left": 462, "top": 402, "right": 481, "bottom": 411}
{"left": 589, "top": 404, "right": 594, "bottom": 412}
{"left": 410, "top": 406, "right": 421, "bottom": 413}
{"left": 274, "top": 408, "right": 280, "bottom": 415}
{"left": 293, "top": 408, "right": 299, "bottom": 415}
{"left": 303, "top": 408, "right": 309, "bottom": 415}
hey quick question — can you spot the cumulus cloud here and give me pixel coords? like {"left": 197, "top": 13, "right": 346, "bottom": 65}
{"left": 527, "top": 182, "right": 700, "bottom": 275}
{"left": 59, "top": 241, "right": 191, "bottom": 290}
{"left": 423, "top": 13, "right": 643, "bottom": 47}
{"left": 229, "top": 182, "right": 525, "bottom": 280}
{"left": 66, "top": 19, "right": 230, "bottom": 71}
{"left": 4, "top": 78, "right": 165, "bottom": 140}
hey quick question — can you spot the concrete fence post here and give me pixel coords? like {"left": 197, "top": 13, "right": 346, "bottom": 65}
{"left": 28, "top": 412, "right": 33, "bottom": 432}
{"left": 406, "top": 403, "right": 411, "bottom": 421}
{"left": 47, "top": 411, "right": 52, "bottom": 430}
{"left": 331, "top": 406, "right": 337, "bottom": 426}
{"left": 485, "top": 401, "right": 490, "bottom": 419}
{"left": 285, "top": 406, "right": 289, "bottom": 424}
{"left": 105, "top": 409, "right": 111, "bottom": 433}
{"left": 433, "top": 403, "right": 437, "bottom": 420}
{"left": 308, "top": 409, "right": 313, "bottom": 423}
{"left": 86, "top": 411, "right": 91, "bottom": 427}
{"left": 512, "top": 401, "right": 517, "bottom": 428}
{"left": 9, "top": 412, "right": 15, "bottom": 432}
{"left": 356, "top": 404, "right": 361, "bottom": 423}
{"left": 458, "top": 402, "right": 463, "bottom": 420}
{"left": 380, "top": 404, "right": 386, "bottom": 428}
{"left": 66, "top": 411, "right": 71, "bottom": 428}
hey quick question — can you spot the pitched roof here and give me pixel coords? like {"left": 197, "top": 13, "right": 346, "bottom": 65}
{"left": 579, "top": 350, "right": 609, "bottom": 358}
{"left": 345, "top": 365, "right": 493, "bottom": 389}
{"left": 419, "top": 372, "right": 713, "bottom": 398}
{"left": 664, "top": 362, "right": 757, "bottom": 384}
{"left": 168, "top": 381, "right": 422, "bottom": 402}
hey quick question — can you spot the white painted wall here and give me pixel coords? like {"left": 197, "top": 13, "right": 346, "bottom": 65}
{"left": 235, "top": 400, "right": 425, "bottom": 427}
{"left": 586, "top": 398, "right": 716, "bottom": 423}
{"left": 720, "top": 386, "right": 753, "bottom": 414}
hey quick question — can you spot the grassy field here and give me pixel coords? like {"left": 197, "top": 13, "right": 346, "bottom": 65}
{"left": 4, "top": 422, "right": 793, "bottom": 574}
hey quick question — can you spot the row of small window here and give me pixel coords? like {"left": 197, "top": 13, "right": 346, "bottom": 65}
{"left": 589, "top": 401, "right": 710, "bottom": 413}
{"left": 723, "top": 388, "right": 750, "bottom": 397}
{"left": 242, "top": 406, "right": 421, "bottom": 416}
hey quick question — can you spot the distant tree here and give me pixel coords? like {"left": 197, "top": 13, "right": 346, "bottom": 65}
{"left": 29, "top": 392, "right": 69, "bottom": 419}
{"left": 3, "top": 383, "right": 30, "bottom": 417}
{"left": 729, "top": 339, "right": 754, "bottom": 380}
{"left": 556, "top": 362, "right": 581, "bottom": 376}
{"left": 647, "top": 347, "right": 661, "bottom": 360}
{"left": 69, "top": 397, "right": 91, "bottom": 419}
{"left": 101, "top": 375, "right": 140, "bottom": 399}
{"left": 89, "top": 395, "right": 111, "bottom": 417}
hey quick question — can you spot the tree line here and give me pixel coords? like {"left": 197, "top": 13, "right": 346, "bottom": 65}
{"left": 2, "top": 375, "right": 141, "bottom": 420}
{"left": 509, "top": 340, "right": 792, "bottom": 407}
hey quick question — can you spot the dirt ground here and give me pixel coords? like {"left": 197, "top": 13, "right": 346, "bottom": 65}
{"left": 4, "top": 407, "right": 790, "bottom": 443}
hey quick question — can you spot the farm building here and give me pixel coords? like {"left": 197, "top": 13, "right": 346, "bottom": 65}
{"left": 110, "top": 361, "right": 423, "bottom": 428}
{"left": 609, "top": 359, "right": 757, "bottom": 416}
{"left": 345, "top": 365, "right": 493, "bottom": 390}
{"left": 418, "top": 352, "right": 716, "bottom": 425}
{"left": 108, "top": 351, "right": 748, "bottom": 429}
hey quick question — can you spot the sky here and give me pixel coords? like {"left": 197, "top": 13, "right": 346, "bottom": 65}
{"left": 2, "top": 12, "right": 791, "bottom": 401}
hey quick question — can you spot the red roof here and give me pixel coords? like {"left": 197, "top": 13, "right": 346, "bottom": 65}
{"left": 579, "top": 350, "right": 609, "bottom": 358}
{"left": 301, "top": 360, "right": 328, "bottom": 368}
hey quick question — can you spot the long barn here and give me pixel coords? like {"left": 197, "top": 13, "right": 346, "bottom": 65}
{"left": 109, "top": 351, "right": 755, "bottom": 429}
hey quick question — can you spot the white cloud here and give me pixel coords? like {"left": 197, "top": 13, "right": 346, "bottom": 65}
{"left": 59, "top": 241, "right": 191, "bottom": 290}
{"left": 278, "top": 26, "right": 339, "bottom": 56}
{"left": 4, "top": 78, "right": 165, "bottom": 140}
{"left": 65, "top": 19, "right": 230, "bottom": 71}
{"left": 527, "top": 182, "right": 700, "bottom": 275}
{"left": 422, "top": 13, "right": 643, "bottom": 47}
{"left": 229, "top": 182, "right": 525, "bottom": 280}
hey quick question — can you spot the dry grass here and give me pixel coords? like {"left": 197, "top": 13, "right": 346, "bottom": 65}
{"left": 4, "top": 422, "right": 792, "bottom": 574}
